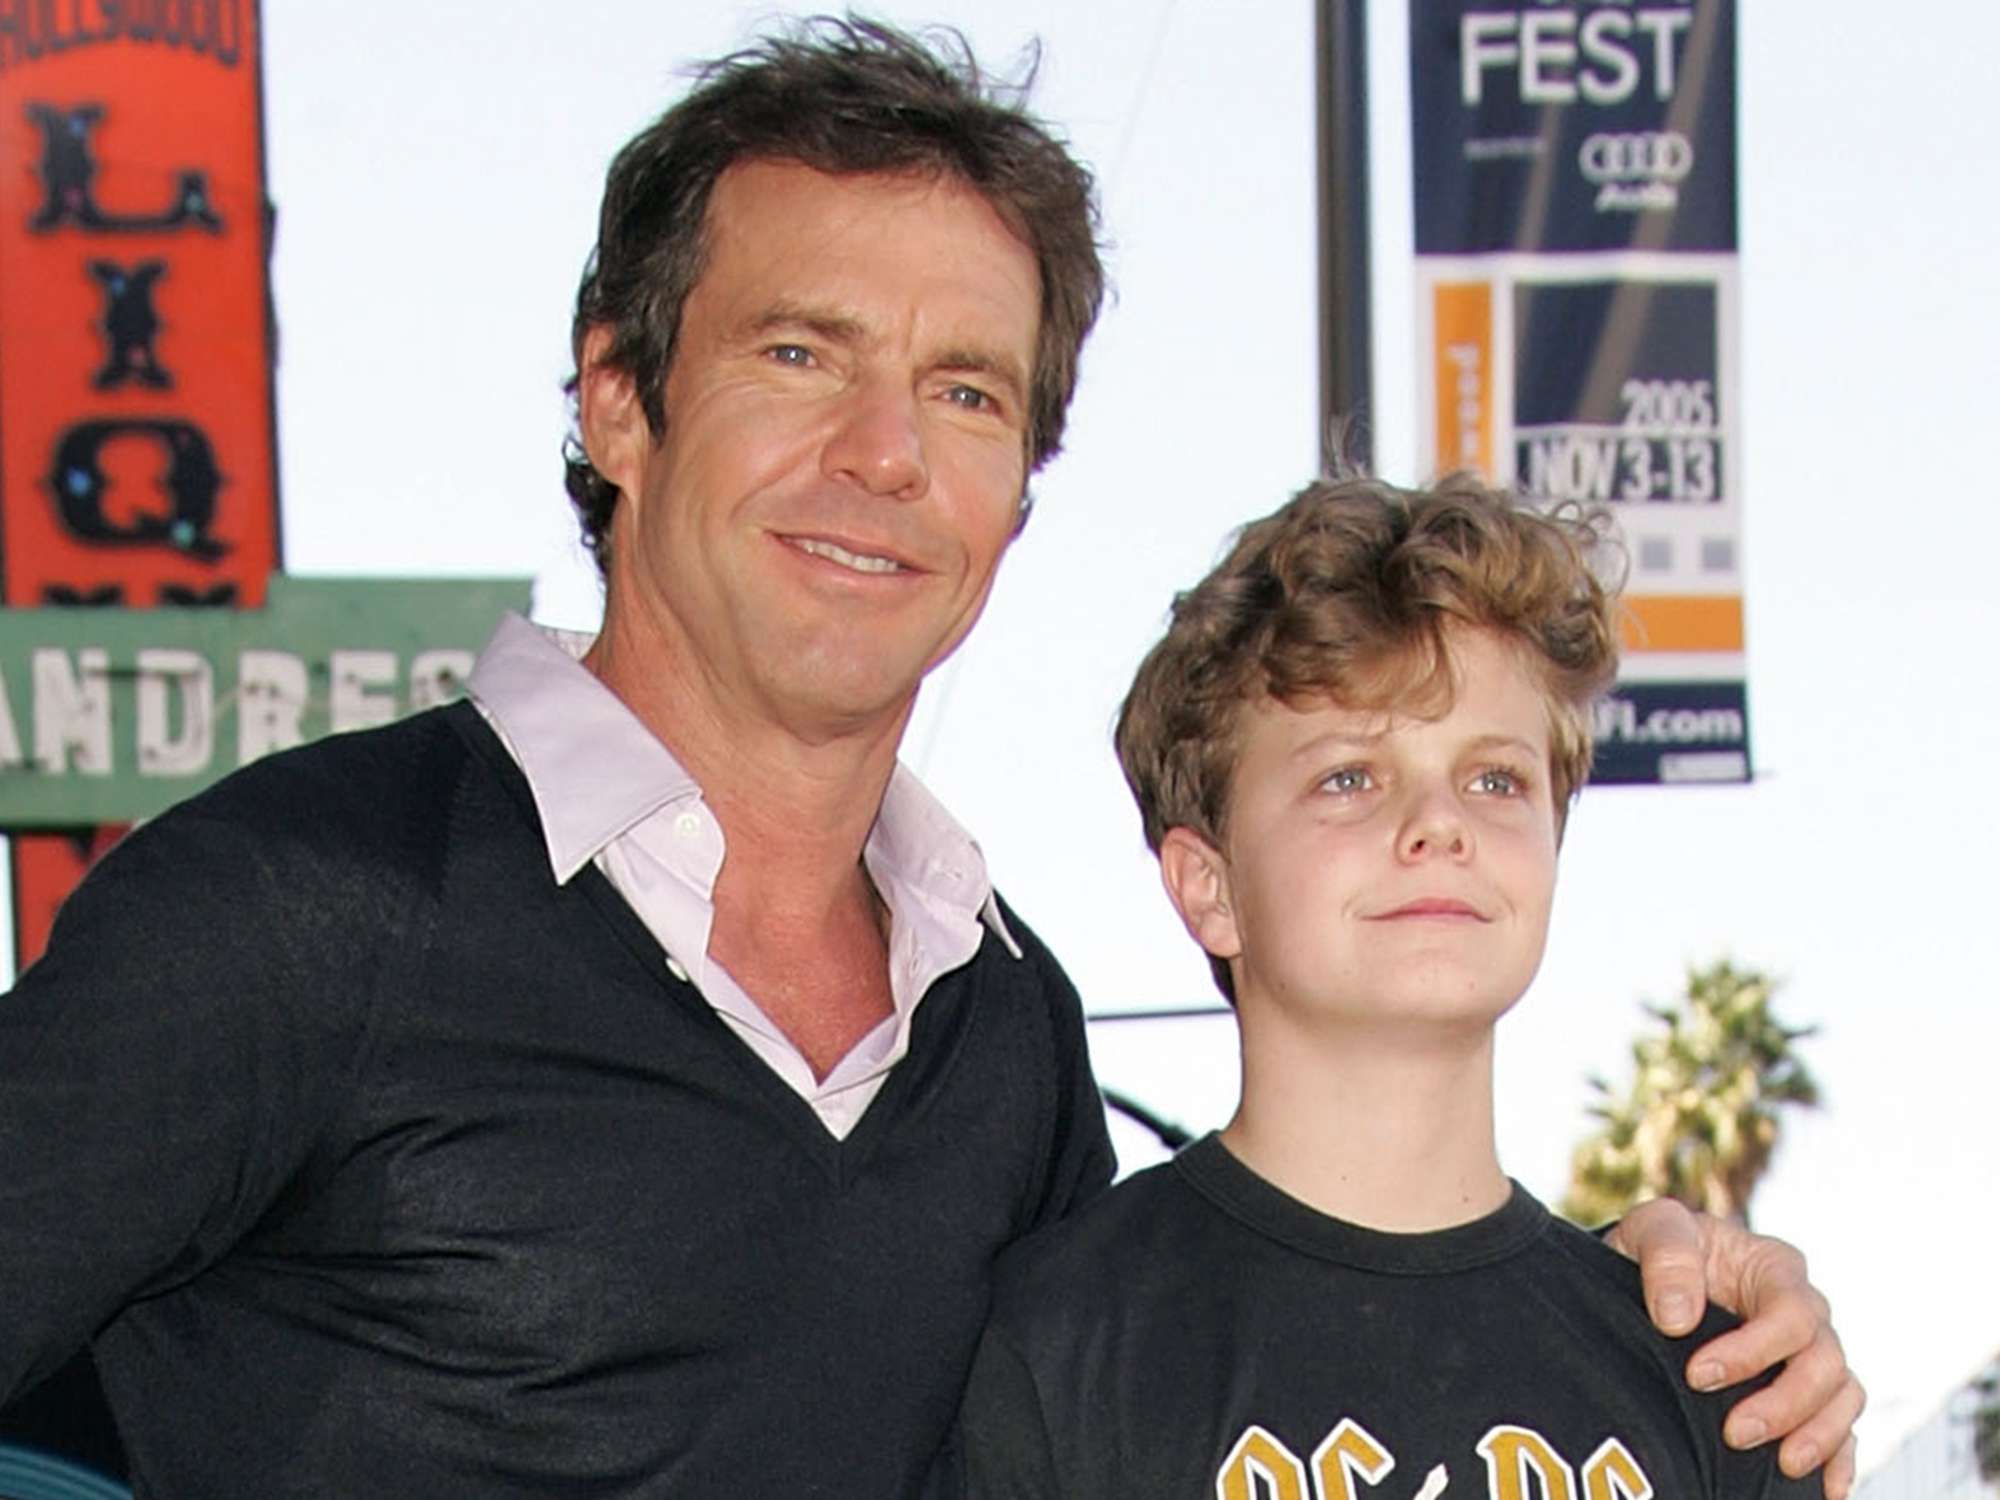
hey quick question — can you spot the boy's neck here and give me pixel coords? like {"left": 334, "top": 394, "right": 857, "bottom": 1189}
{"left": 1221, "top": 1011, "right": 1510, "bottom": 1233}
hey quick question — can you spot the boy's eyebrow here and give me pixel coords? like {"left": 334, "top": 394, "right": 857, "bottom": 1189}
{"left": 1460, "top": 732, "right": 1546, "bottom": 759}
{"left": 1287, "top": 726, "right": 1389, "bottom": 761}
{"left": 1285, "top": 728, "right": 1547, "bottom": 761}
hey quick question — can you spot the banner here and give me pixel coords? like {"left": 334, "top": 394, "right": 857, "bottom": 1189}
{"left": 1408, "top": 1, "right": 1749, "bottom": 785}
{"left": 0, "top": 0, "right": 280, "bottom": 984}
{"left": 0, "top": 575, "right": 532, "bottom": 825}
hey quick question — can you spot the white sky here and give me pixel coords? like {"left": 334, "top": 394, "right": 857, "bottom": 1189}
{"left": 25, "top": 0, "right": 1998, "bottom": 1473}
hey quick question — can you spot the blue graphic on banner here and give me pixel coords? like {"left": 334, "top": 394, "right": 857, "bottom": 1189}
{"left": 1513, "top": 279, "right": 1726, "bottom": 509}
{"left": 1591, "top": 679, "right": 1750, "bottom": 786}
{"left": 1410, "top": 1, "right": 1736, "bottom": 254}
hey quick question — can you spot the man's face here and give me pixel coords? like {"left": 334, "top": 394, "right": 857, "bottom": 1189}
{"left": 1191, "top": 627, "right": 1561, "bottom": 1035}
{"left": 591, "top": 159, "right": 1040, "bottom": 741}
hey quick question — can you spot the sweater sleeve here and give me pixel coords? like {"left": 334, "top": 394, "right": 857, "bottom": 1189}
{"left": 952, "top": 1319, "right": 1063, "bottom": 1500}
{"left": 1009, "top": 907, "right": 1115, "bottom": 1234}
{"left": 0, "top": 798, "right": 399, "bottom": 1403}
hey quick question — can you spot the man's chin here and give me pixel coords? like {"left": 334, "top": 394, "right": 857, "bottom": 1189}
{"left": 769, "top": 661, "right": 925, "bottom": 741}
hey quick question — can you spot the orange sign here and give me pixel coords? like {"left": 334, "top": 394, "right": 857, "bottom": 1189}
{"left": 0, "top": 0, "right": 276, "bottom": 606}
{"left": 1, "top": 0, "right": 276, "bottom": 970}
{"left": 1431, "top": 282, "right": 1492, "bottom": 478}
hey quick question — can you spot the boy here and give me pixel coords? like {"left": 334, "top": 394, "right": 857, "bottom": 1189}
{"left": 953, "top": 473, "right": 1817, "bottom": 1500}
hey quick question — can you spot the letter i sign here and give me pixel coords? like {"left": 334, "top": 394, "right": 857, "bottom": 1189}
{"left": 0, "top": 4, "right": 280, "bottom": 966}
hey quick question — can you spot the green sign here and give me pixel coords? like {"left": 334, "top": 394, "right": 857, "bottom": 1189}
{"left": 0, "top": 575, "right": 532, "bottom": 825}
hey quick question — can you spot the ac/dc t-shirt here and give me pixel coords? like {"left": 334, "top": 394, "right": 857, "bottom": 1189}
{"left": 955, "top": 1134, "right": 1817, "bottom": 1500}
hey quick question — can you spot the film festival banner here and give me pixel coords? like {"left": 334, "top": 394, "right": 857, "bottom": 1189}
{"left": 1409, "top": 0, "right": 1748, "bottom": 785}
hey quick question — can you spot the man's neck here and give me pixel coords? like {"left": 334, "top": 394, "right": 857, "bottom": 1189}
{"left": 1222, "top": 1009, "right": 1509, "bottom": 1234}
{"left": 582, "top": 601, "right": 910, "bottom": 884}
{"left": 581, "top": 604, "right": 908, "bottom": 1078}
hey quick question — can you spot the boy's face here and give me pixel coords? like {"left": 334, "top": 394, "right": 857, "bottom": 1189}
{"left": 1163, "top": 626, "right": 1561, "bottom": 1034}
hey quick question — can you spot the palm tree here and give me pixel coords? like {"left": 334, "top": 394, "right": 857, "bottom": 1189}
{"left": 1561, "top": 959, "right": 1819, "bottom": 1228}
{"left": 1969, "top": 1356, "right": 2000, "bottom": 1485}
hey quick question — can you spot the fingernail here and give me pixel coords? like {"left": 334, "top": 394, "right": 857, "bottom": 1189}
{"left": 1728, "top": 1418, "right": 1768, "bottom": 1448}
{"left": 1788, "top": 1442, "right": 1821, "bottom": 1474}
{"left": 1656, "top": 1293, "right": 1694, "bottom": 1328}
{"left": 1690, "top": 1360, "right": 1726, "bottom": 1391}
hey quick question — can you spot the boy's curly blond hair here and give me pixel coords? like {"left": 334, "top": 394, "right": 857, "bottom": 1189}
{"left": 1116, "top": 471, "right": 1622, "bottom": 857}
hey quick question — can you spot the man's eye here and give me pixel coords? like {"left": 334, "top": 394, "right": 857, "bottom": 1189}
{"left": 1321, "top": 766, "right": 1373, "bottom": 794}
{"left": 944, "top": 383, "right": 994, "bottom": 412}
{"left": 766, "top": 344, "right": 814, "bottom": 367}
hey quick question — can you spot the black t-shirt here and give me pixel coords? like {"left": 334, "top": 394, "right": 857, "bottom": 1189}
{"left": 956, "top": 1133, "right": 1817, "bottom": 1500}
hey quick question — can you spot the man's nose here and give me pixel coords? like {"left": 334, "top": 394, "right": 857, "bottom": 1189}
{"left": 821, "top": 378, "right": 929, "bottom": 499}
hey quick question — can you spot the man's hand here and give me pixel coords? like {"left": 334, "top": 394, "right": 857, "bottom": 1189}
{"left": 1605, "top": 1199, "right": 1865, "bottom": 1500}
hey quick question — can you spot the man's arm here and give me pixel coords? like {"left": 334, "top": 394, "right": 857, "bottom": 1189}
{"left": 1000, "top": 900, "right": 1116, "bottom": 1233}
{"left": 0, "top": 802, "right": 387, "bottom": 1402}
{"left": 948, "top": 1321, "right": 1063, "bottom": 1500}
{"left": 1605, "top": 1200, "right": 1865, "bottom": 1500}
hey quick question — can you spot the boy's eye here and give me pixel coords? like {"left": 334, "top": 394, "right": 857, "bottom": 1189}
{"left": 1469, "top": 767, "right": 1524, "bottom": 796}
{"left": 1320, "top": 766, "right": 1374, "bottom": 795}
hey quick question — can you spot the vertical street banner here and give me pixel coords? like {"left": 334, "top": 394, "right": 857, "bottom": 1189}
{"left": 0, "top": 1, "right": 278, "bottom": 965}
{"left": 1409, "top": 1, "right": 1749, "bottom": 785}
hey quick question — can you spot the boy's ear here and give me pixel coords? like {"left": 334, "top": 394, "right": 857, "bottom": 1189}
{"left": 576, "top": 325, "right": 649, "bottom": 502}
{"left": 1158, "top": 827, "right": 1242, "bottom": 964}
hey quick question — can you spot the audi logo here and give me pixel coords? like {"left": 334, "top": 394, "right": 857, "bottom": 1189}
{"left": 1578, "top": 131, "right": 1694, "bottom": 184}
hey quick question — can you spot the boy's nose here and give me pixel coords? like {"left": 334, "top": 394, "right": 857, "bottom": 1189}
{"left": 1397, "top": 791, "right": 1471, "bottom": 862}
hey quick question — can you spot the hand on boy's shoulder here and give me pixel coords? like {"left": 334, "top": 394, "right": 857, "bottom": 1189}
{"left": 1545, "top": 1216, "right": 1823, "bottom": 1499}
{"left": 1600, "top": 1201, "right": 1863, "bottom": 1498}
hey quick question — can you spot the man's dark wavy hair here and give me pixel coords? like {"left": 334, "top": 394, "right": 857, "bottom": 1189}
{"left": 563, "top": 14, "right": 1105, "bottom": 576}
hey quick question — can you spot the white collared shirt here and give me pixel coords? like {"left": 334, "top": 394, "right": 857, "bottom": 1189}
{"left": 465, "top": 613, "right": 1019, "bottom": 1139}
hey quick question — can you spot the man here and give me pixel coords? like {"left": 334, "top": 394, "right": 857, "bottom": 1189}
{"left": 0, "top": 18, "right": 1858, "bottom": 1498}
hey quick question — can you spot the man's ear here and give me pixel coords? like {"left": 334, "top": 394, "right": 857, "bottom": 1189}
{"left": 576, "top": 325, "right": 649, "bottom": 500}
{"left": 1158, "top": 827, "right": 1242, "bottom": 964}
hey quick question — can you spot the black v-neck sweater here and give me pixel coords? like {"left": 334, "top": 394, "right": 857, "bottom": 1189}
{"left": 0, "top": 702, "right": 1114, "bottom": 1498}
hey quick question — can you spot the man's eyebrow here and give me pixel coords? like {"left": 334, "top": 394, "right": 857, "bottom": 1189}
{"left": 742, "top": 300, "right": 868, "bottom": 345}
{"left": 933, "top": 345, "right": 1029, "bottom": 406}
{"left": 739, "top": 302, "right": 1029, "bottom": 408}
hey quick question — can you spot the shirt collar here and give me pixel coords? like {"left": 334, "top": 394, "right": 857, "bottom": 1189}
{"left": 464, "top": 613, "right": 1019, "bottom": 956}
{"left": 466, "top": 613, "right": 697, "bottom": 883}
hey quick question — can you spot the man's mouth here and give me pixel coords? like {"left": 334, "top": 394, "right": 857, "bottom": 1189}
{"left": 788, "top": 536, "right": 906, "bottom": 575}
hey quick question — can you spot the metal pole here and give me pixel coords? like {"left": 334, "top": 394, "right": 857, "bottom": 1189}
{"left": 1317, "top": 0, "right": 1374, "bottom": 472}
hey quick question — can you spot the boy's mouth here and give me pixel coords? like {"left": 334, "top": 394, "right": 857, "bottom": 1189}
{"left": 1368, "top": 898, "right": 1488, "bottom": 921}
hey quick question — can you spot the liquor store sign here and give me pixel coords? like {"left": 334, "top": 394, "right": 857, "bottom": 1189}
{"left": 0, "top": 575, "right": 528, "bottom": 824}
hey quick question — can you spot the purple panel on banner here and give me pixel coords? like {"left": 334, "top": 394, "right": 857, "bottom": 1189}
{"left": 1410, "top": 1, "right": 1737, "bottom": 254}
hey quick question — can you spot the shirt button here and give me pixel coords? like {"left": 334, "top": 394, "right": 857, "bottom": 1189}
{"left": 673, "top": 811, "right": 702, "bottom": 839}
{"left": 665, "top": 956, "right": 690, "bottom": 984}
